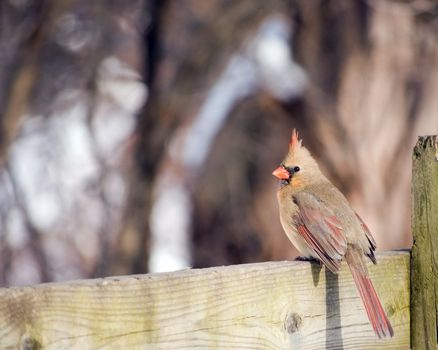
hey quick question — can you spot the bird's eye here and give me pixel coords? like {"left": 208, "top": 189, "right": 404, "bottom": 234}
{"left": 293, "top": 166, "right": 300, "bottom": 173}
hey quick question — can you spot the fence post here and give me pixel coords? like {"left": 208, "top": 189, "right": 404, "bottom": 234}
{"left": 411, "top": 135, "right": 438, "bottom": 350}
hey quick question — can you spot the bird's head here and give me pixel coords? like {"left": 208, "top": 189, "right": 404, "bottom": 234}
{"left": 272, "top": 129, "right": 321, "bottom": 189}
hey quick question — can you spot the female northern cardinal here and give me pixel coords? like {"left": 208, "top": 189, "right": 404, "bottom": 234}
{"left": 272, "top": 129, "right": 393, "bottom": 338}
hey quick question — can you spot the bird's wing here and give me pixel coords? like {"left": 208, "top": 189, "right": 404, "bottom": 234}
{"left": 355, "top": 211, "right": 377, "bottom": 264}
{"left": 293, "top": 191, "right": 348, "bottom": 272}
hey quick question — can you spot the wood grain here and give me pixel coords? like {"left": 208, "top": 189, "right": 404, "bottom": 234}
{"left": 411, "top": 135, "right": 438, "bottom": 350}
{"left": 0, "top": 252, "right": 409, "bottom": 349}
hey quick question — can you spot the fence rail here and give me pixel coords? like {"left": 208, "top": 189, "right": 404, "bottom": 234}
{"left": 0, "top": 135, "right": 436, "bottom": 350}
{"left": 1, "top": 252, "right": 409, "bottom": 349}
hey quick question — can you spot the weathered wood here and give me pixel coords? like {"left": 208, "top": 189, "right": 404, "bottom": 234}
{"left": 0, "top": 252, "right": 408, "bottom": 349}
{"left": 411, "top": 135, "right": 438, "bottom": 350}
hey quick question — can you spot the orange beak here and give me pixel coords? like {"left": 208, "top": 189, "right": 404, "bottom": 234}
{"left": 272, "top": 166, "right": 290, "bottom": 180}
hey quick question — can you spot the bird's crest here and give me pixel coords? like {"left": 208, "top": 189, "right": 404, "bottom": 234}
{"left": 289, "top": 129, "right": 302, "bottom": 153}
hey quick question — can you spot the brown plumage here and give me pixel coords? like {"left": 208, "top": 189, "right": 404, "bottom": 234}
{"left": 272, "top": 129, "right": 393, "bottom": 339}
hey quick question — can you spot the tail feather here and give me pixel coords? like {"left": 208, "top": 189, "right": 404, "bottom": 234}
{"left": 346, "top": 251, "right": 394, "bottom": 338}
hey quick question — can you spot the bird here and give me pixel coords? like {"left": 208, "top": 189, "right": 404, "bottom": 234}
{"left": 272, "top": 129, "right": 393, "bottom": 338}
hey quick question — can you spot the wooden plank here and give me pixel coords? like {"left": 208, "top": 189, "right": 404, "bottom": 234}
{"left": 0, "top": 252, "right": 408, "bottom": 349}
{"left": 411, "top": 135, "right": 438, "bottom": 350}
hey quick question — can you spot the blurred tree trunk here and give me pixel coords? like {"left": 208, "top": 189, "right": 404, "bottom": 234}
{"left": 0, "top": 0, "right": 45, "bottom": 161}
{"left": 0, "top": 0, "right": 148, "bottom": 285}
{"left": 119, "top": 0, "right": 290, "bottom": 273}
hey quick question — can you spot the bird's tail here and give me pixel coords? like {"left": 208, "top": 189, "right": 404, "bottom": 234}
{"left": 345, "top": 250, "right": 394, "bottom": 338}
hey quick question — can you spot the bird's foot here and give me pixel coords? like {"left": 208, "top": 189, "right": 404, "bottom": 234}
{"left": 295, "top": 256, "right": 320, "bottom": 264}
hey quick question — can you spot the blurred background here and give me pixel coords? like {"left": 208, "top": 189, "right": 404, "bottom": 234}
{"left": 0, "top": 0, "right": 437, "bottom": 286}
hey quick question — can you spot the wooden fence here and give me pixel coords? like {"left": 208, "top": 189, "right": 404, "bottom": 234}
{"left": 0, "top": 135, "right": 436, "bottom": 349}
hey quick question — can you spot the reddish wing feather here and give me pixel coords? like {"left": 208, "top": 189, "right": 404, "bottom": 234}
{"left": 297, "top": 224, "right": 342, "bottom": 272}
{"left": 355, "top": 212, "right": 377, "bottom": 249}
{"left": 355, "top": 211, "right": 377, "bottom": 264}
{"left": 293, "top": 192, "right": 348, "bottom": 273}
